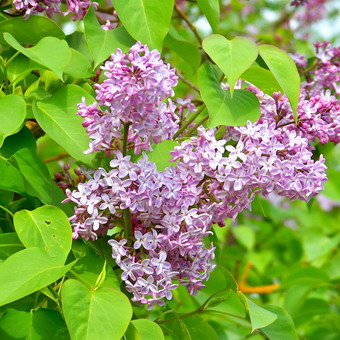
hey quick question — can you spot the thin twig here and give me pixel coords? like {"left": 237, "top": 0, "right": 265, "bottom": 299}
{"left": 43, "top": 152, "right": 69, "bottom": 163}
{"left": 175, "top": 69, "right": 200, "bottom": 93}
{"left": 173, "top": 104, "right": 206, "bottom": 139}
{"left": 182, "top": 114, "right": 209, "bottom": 137}
{"left": 174, "top": 4, "right": 203, "bottom": 45}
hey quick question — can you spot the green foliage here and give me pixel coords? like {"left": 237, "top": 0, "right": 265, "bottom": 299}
{"left": 0, "top": 247, "right": 75, "bottom": 306}
{"left": 198, "top": 63, "right": 261, "bottom": 127}
{"left": 111, "top": 0, "right": 174, "bottom": 51}
{"left": 33, "top": 85, "right": 96, "bottom": 166}
{"left": 84, "top": 6, "right": 135, "bottom": 68}
{"left": 0, "top": 1, "right": 338, "bottom": 339}
{"left": 0, "top": 95, "right": 26, "bottom": 147}
{"left": 258, "top": 45, "right": 301, "bottom": 119}
{"left": 0, "top": 16, "right": 65, "bottom": 45}
{"left": 61, "top": 279, "right": 132, "bottom": 340}
{"left": 4, "top": 34, "right": 72, "bottom": 80}
{"left": 146, "top": 140, "right": 178, "bottom": 171}
{"left": 127, "top": 319, "right": 165, "bottom": 340}
{"left": 197, "top": 0, "right": 220, "bottom": 33}
{"left": 14, "top": 205, "right": 72, "bottom": 264}
{"left": 203, "top": 34, "right": 259, "bottom": 96}
{"left": 0, "top": 308, "right": 69, "bottom": 340}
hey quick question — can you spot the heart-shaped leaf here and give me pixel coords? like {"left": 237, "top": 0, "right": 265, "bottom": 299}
{"left": 14, "top": 205, "right": 72, "bottom": 264}
{"left": 62, "top": 279, "right": 132, "bottom": 340}
{"left": 112, "top": 0, "right": 174, "bottom": 51}
{"left": 84, "top": 6, "right": 135, "bottom": 68}
{"left": 203, "top": 34, "right": 258, "bottom": 96}
{"left": 198, "top": 63, "right": 261, "bottom": 127}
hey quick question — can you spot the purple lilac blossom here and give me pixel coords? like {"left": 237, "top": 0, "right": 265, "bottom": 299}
{"left": 306, "top": 42, "right": 340, "bottom": 96}
{"left": 77, "top": 42, "right": 179, "bottom": 155}
{"left": 292, "top": 0, "right": 328, "bottom": 27}
{"left": 65, "top": 42, "right": 340, "bottom": 308}
{"left": 12, "top": 0, "right": 95, "bottom": 19}
{"left": 64, "top": 153, "right": 216, "bottom": 308}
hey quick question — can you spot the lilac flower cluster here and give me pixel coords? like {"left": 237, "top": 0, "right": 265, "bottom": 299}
{"left": 64, "top": 153, "right": 216, "bottom": 308}
{"left": 65, "top": 40, "right": 339, "bottom": 308}
{"left": 306, "top": 42, "right": 340, "bottom": 96}
{"left": 292, "top": 0, "right": 328, "bottom": 27}
{"left": 171, "top": 122, "right": 327, "bottom": 226}
{"left": 77, "top": 42, "right": 179, "bottom": 155}
{"left": 12, "top": 0, "right": 95, "bottom": 19}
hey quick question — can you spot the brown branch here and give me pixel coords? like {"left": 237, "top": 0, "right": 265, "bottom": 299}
{"left": 43, "top": 153, "right": 69, "bottom": 163}
{"left": 174, "top": 4, "right": 203, "bottom": 45}
{"left": 175, "top": 69, "right": 200, "bottom": 93}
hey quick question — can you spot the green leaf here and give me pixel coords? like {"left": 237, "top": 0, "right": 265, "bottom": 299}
{"left": 11, "top": 148, "right": 72, "bottom": 214}
{"left": 84, "top": 6, "right": 135, "bottom": 68}
{"left": 159, "top": 311, "right": 191, "bottom": 340}
{"left": 33, "top": 84, "right": 96, "bottom": 166}
{"left": 4, "top": 33, "right": 72, "bottom": 80}
{"left": 0, "top": 308, "right": 31, "bottom": 340}
{"left": 0, "top": 247, "right": 75, "bottom": 306}
{"left": 128, "top": 319, "right": 165, "bottom": 340}
{"left": 0, "top": 233, "right": 24, "bottom": 260}
{"left": 0, "top": 16, "right": 65, "bottom": 45}
{"left": 67, "top": 255, "right": 119, "bottom": 289}
{"left": 197, "top": 0, "right": 220, "bottom": 32}
{"left": 147, "top": 140, "right": 178, "bottom": 171}
{"left": 260, "top": 305, "right": 298, "bottom": 340}
{"left": 182, "top": 315, "right": 219, "bottom": 340}
{"left": 241, "top": 66, "right": 283, "bottom": 96}
{"left": 61, "top": 279, "right": 132, "bottom": 340}
{"left": 232, "top": 225, "right": 256, "bottom": 251}
{"left": 202, "top": 35, "right": 258, "bottom": 95}
{"left": 238, "top": 294, "right": 277, "bottom": 332}
{"left": 0, "top": 189, "right": 13, "bottom": 207}
{"left": 6, "top": 54, "right": 31, "bottom": 84}
{"left": 111, "top": 0, "right": 174, "bottom": 51}
{"left": 63, "top": 48, "right": 93, "bottom": 78}
{"left": 0, "top": 126, "right": 36, "bottom": 159}
{"left": 14, "top": 205, "right": 72, "bottom": 264}
{"left": 0, "top": 95, "right": 26, "bottom": 147}
{"left": 0, "top": 308, "right": 69, "bottom": 340}
{"left": 259, "top": 45, "right": 300, "bottom": 119}
{"left": 0, "top": 156, "right": 25, "bottom": 194}
{"left": 164, "top": 33, "right": 201, "bottom": 72}
{"left": 198, "top": 63, "right": 261, "bottom": 127}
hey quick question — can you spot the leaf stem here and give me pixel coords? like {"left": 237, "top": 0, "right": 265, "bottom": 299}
{"left": 157, "top": 288, "right": 229, "bottom": 324}
{"left": 175, "top": 68, "right": 200, "bottom": 93}
{"left": 122, "top": 122, "right": 131, "bottom": 156}
{"left": 0, "top": 205, "right": 14, "bottom": 218}
{"left": 173, "top": 104, "right": 206, "bottom": 139}
{"left": 123, "top": 208, "right": 132, "bottom": 245}
{"left": 182, "top": 114, "right": 209, "bottom": 137}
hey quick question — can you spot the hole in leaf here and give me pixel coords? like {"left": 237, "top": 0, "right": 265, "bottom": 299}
{"left": 45, "top": 220, "right": 51, "bottom": 225}
{"left": 52, "top": 234, "right": 56, "bottom": 238}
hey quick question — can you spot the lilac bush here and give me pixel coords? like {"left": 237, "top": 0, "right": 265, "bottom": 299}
{"left": 63, "top": 41, "right": 339, "bottom": 308}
